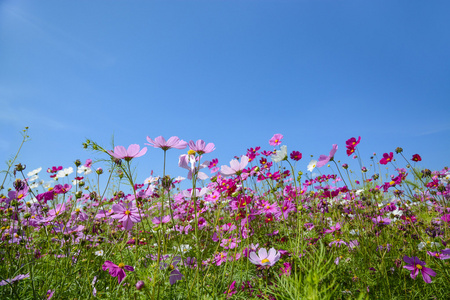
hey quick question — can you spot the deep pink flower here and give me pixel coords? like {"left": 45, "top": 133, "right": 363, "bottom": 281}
{"left": 411, "top": 154, "right": 422, "bottom": 162}
{"left": 107, "top": 144, "right": 147, "bottom": 161}
{"left": 345, "top": 136, "right": 361, "bottom": 148}
{"left": 146, "top": 136, "right": 187, "bottom": 150}
{"left": 111, "top": 202, "right": 141, "bottom": 230}
{"left": 269, "top": 134, "right": 283, "bottom": 146}
{"left": 102, "top": 261, "right": 134, "bottom": 283}
{"left": 403, "top": 256, "right": 436, "bottom": 283}
{"left": 224, "top": 281, "right": 237, "bottom": 298}
{"left": 188, "top": 140, "right": 215, "bottom": 155}
{"left": 84, "top": 159, "right": 93, "bottom": 167}
{"left": 220, "top": 156, "right": 249, "bottom": 177}
{"left": 379, "top": 152, "right": 394, "bottom": 165}
{"left": 427, "top": 251, "right": 450, "bottom": 260}
{"left": 316, "top": 144, "right": 338, "bottom": 168}
{"left": 290, "top": 151, "right": 302, "bottom": 161}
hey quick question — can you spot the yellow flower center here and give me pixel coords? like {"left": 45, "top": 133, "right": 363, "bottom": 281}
{"left": 118, "top": 263, "right": 125, "bottom": 268}
{"left": 125, "top": 210, "right": 131, "bottom": 215}
{"left": 188, "top": 150, "right": 196, "bottom": 156}
{"left": 275, "top": 139, "right": 279, "bottom": 143}
{"left": 170, "top": 264, "right": 174, "bottom": 270}
{"left": 18, "top": 194, "right": 24, "bottom": 199}
{"left": 416, "top": 264, "right": 422, "bottom": 270}
{"left": 261, "top": 258, "right": 270, "bottom": 264}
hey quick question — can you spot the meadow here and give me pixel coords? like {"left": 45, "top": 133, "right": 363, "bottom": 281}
{"left": 1, "top": 130, "right": 449, "bottom": 299}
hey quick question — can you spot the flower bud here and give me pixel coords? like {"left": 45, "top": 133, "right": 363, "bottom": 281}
{"left": 74, "top": 159, "right": 81, "bottom": 167}
{"left": 136, "top": 280, "right": 145, "bottom": 290}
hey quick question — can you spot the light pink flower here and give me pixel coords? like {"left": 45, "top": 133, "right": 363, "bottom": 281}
{"left": 178, "top": 154, "right": 209, "bottom": 180}
{"left": 269, "top": 134, "right": 283, "bottom": 146}
{"left": 188, "top": 140, "right": 215, "bottom": 155}
{"left": 249, "top": 247, "right": 280, "bottom": 267}
{"left": 107, "top": 144, "right": 147, "bottom": 161}
{"left": 220, "top": 155, "right": 249, "bottom": 177}
{"left": 111, "top": 202, "right": 141, "bottom": 230}
{"left": 146, "top": 136, "right": 187, "bottom": 150}
{"left": 316, "top": 144, "right": 338, "bottom": 168}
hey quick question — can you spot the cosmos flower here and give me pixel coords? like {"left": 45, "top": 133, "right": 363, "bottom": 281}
{"left": 220, "top": 155, "right": 249, "bottom": 176}
{"left": 307, "top": 160, "right": 317, "bottom": 172}
{"left": 102, "top": 261, "right": 134, "bottom": 284}
{"left": 316, "top": 144, "right": 338, "bottom": 168}
{"left": 271, "top": 145, "right": 288, "bottom": 163}
{"left": 146, "top": 136, "right": 187, "bottom": 150}
{"left": 379, "top": 152, "right": 394, "bottom": 165}
{"left": 107, "top": 144, "right": 147, "bottom": 161}
{"left": 403, "top": 256, "right": 436, "bottom": 283}
{"left": 188, "top": 140, "right": 215, "bottom": 155}
{"left": 269, "top": 134, "right": 283, "bottom": 146}
{"left": 111, "top": 202, "right": 141, "bottom": 230}
{"left": 249, "top": 248, "right": 280, "bottom": 267}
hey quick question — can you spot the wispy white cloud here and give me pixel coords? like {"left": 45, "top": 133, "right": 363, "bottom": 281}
{"left": 0, "top": 97, "right": 68, "bottom": 131}
{"left": 2, "top": 3, "right": 116, "bottom": 68}
{"left": 416, "top": 124, "right": 450, "bottom": 137}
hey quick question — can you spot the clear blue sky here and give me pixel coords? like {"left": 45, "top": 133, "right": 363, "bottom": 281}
{"left": 1, "top": 0, "right": 449, "bottom": 188}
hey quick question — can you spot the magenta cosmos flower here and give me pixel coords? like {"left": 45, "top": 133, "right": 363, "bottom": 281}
{"left": 403, "top": 256, "right": 436, "bottom": 283}
{"left": 107, "top": 144, "right": 147, "bottom": 161}
{"left": 249, "top": 247, "right": 281, "bottom": 267}
{"left": 146, "top": 136, "right": 187, "bottom": 150}
{"left": 111, "top": 202, "right": 141, "bottom": 230}
{"left": 379, "top": 152, "right": 394, "bottom": 165}
{"left": 220, "top": 155, "right": 249, "bottom": 177}
{"left": 102, "top": 261, "right": 134, "bottom": 283}
{"left": 188, "top": 140, "right": 215, "bottom": 155}
{"left": 269, "top": 134, "right": 283, "bottom": 146}
{"left": 316, "top": 144, "right": 338, "bottom": 168}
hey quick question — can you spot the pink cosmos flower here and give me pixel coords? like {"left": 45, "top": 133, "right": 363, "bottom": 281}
{"left": 220, "top": 155, "right": 249, "bottom": 177}
{"left": 111, "top": 202, "right": 141, "bottom": 230}
{"left": 178, "top": 154, "right": 209, "bottom": 180}
{"left": 145, "top": 136, "right": 187, "bottom": 150}
{"left": 324, "top": 222, "right": 341, "bottom": 234}
{"left": 102, "top": 261, "right": 134, "bottom": 283}
{"left": 269, "top": 134, "right": 283, "bottom": 146}
{"left": 379, "top": 152, "right": 394, "bottom": 165}
{"left": 316, "top": 144, "right": 338, "bottom": 168}
{"left": 188, "top": 139, "right": 215, "bottom": 155}
{"left": 249, "top": 247, "right": 281, "bottom": 267}
{"left": 107, "top": 144, "right": 147, "bottom": 161}
{"left": 403, "top": 256, "right": 436, "bottom": 283}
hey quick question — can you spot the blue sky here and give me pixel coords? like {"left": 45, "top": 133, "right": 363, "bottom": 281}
{"left": 1, "top": 0, "right": 449, "bottom": 189}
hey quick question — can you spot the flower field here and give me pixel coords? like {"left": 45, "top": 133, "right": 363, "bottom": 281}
{"left": 1, "top": 132, "right": 449, "bottom": 299}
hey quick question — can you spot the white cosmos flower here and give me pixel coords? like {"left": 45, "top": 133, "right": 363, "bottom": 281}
{"left": 307, "top": 160, "right": 317, "bottom": 172}
{"left": 29, "top": 175, "right": 39, "bottom": 182}
{"left": 43, "top": 181, "right": 53, "bottom": 189}
{"left": 56, "top": 167, "right": 73, "bottom": 178}
{"left": 77, "top": 166, "right": 92, "bottom": 175}
{"left": 94, "top": 250, "right": 104, "bottom": 256}
{"left": 27, "top": 167, "right": 42, "bottom": 177}
{"left": 271, "top": 145, "right": 288, "bottom": 163}
{"left": 144, "top": 176, "right": 160, "bottom": 184}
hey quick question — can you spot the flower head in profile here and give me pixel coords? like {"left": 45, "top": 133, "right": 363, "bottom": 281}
{"left": 249, "top": 247, "right": 280, "bottom": 267}
{"left": 403, "top": 256, "right": 436, "bottom": 283}
{"left": 179, "top": 154, "right": 209, "bottom": 180}
{"left": 271, "top": 145, "right": 288, "bottom": 163}
{"left": 102, "top": 261, "right": 134, "bottom": 283}
{"left": 188, "top": 140, "right": 215, "bottom": 155}
{"left": 316, "top": 144, "right": 338, "bottom": 168}
{"left": 107, "top": 144, "right": 147, "bottom": 161}
{"left": 220, "top": 155, "right": 249, "bottom": 177}
{"left": 269, "top": 134, "right": 283, "bottom": 146}
{"left": 146, "top": 136, "right": 187, "bottom": 151}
